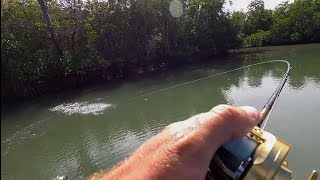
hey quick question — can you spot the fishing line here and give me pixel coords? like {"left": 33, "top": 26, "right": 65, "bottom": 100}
{"left": 106, "top": 59, "right": 290, "bottom": 131}
{"left": 124, "top": 60, "right": 291, "bottom": 102}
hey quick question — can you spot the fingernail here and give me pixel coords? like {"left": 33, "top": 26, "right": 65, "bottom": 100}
{"left": 240, "top": 106, "right": 259, "bottom": 121}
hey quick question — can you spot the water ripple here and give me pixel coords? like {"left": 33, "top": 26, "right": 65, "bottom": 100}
{"left": 1, "top": 119, "right": 48, "bottom": 157}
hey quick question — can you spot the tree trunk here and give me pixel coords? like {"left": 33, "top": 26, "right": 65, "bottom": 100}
{"left": 166, "top": 20, "right": 170, "bottom": 53}
{"left": 37, "top": 0, "right": 64, "bottom": 59}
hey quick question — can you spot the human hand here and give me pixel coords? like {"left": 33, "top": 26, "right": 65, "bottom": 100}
{"left": 89, "top": 104, "right": 260, "bottom": 180}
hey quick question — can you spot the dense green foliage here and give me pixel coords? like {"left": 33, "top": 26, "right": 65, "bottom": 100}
{"left": 241, "top": 0, "right": 320, "bottom": 46}
{"left": 1, "top": 0, "right": 319, "bottom": 101}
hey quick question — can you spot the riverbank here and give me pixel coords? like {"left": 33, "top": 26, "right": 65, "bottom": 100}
{"left": 3, "top": 43, "right": 319, "bottom": 105}
{"left": 1, "top": 47, "right": 225, "bottom": 105}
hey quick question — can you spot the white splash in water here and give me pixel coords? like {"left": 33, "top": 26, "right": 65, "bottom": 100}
{"left": 50, "top": 102, "right": 113, "bottom": 115}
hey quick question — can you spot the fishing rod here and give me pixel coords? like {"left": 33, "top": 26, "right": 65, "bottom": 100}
{"left": 207, "top": 60, "right": 318, "bottom": 180}
{"left": 258, "top": 60, "right": 291, "bottom": 128}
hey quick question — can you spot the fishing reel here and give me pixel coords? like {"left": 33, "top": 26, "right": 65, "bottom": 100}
{"left": 206, "top": 126, "right": 318, "bottom": 180}
{"left": 207, "top": 126, "right": 293, "bottom": 179}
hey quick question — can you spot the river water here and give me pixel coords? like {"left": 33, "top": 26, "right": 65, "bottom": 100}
{"left": 1, "top": 44, "right": 320, "bottom": 180}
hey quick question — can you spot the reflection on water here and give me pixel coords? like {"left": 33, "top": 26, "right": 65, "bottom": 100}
{"left": 1, "top": 44, "right": 320, "bottom": 180}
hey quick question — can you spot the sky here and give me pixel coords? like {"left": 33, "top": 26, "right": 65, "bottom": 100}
{"left": 223, "top": 0, "right": 295, "bottom": 12}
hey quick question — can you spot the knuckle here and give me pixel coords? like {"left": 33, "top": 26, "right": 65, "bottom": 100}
{"left": 212, "top": 104, "right": 235, "bottom": 120}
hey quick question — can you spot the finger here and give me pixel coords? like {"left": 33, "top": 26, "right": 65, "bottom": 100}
{"left": 239, "top": 106, "right": 260, "bottom": 123}
{"left": 208, "top": 104, "right": 260, "bottom": 140}
{"left": 165, "top": 104, "right": 260, "bottom": 150}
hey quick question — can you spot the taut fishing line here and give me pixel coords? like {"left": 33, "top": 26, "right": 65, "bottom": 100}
{"left": 124, "top": 60, "right": 291, "bottom": 102}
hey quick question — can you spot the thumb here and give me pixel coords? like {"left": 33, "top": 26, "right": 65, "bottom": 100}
{"left": 208, "top": 104, "right": 260, "bottom": 141}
